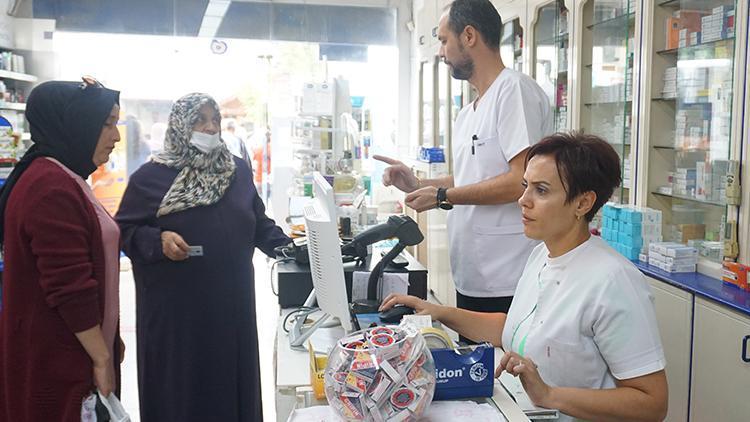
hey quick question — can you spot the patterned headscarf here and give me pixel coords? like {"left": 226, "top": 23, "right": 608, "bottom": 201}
{"left": 152, "top": 93, "right": 236, "bottom": 217}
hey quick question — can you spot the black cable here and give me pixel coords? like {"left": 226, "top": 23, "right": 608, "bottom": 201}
{"left": 367, "top": 242, "right": 406, "bottom": 300}
{"left": 269, "top": 257, "right": 294, "bottom": 297}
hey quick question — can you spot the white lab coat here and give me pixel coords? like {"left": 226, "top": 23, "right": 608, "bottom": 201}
{"left": 502, "top": 236, "right": 666, "bottom": 421}
{"left": 448, "top": 68, "right": 552, "bottom": 297}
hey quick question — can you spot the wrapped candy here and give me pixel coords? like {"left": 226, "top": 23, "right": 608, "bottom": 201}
{"left": 324, "top": 325, "right": 436, "bottom": 422}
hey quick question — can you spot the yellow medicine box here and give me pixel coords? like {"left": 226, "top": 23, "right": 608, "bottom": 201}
{"left": 308, "top": 342, "right": 328, "bottom": 400}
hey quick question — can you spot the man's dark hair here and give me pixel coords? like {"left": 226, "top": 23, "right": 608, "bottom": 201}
{"left": 526, "top": 132, "right": 622, "bottom": 222}
{"left": 447, "top": 0, "right": 502, "bottom": 50}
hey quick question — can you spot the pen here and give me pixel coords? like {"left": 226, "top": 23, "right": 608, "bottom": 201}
{"left": 471, "top": 135, "right": 478, "bottom": 155}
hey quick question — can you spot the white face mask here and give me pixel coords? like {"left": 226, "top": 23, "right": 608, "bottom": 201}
{"left": 189, "top": 131, "right": 221, "bottom": 153}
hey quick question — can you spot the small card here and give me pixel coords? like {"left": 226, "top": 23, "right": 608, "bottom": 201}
{"left": 188, "top": 245, "right": 203, "bottom": 257}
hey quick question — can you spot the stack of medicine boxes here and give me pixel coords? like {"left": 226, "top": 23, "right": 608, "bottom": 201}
{"left": 601, "top": 203, "right": 663, "bottom": 261}
{"left": 648, "top": 242, "right": 698, "bottom": 273}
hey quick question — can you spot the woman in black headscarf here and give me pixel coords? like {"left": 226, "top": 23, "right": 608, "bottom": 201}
{"left": 0, "top": 79, "right": 123, "bottom": 422}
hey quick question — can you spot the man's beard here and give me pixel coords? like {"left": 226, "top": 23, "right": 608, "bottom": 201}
{"left": 448, "top": 47, "right": 474, "bottom": 80}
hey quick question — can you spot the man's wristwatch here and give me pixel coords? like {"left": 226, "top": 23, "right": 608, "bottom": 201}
{"left": 437, "top": 188, "right": 453, "bottom": 210}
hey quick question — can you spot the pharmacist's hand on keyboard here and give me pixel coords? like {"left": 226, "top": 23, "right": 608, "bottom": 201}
{"left": 379, "top": 294, "right": 444, "bottom": 320}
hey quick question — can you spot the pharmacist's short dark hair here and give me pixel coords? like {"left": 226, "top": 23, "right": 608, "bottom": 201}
{"left": 526, "top": 132, "right": 622, "bottom": 222}
{"left": 447, "top": 0, "right": 502, "bottom": 50}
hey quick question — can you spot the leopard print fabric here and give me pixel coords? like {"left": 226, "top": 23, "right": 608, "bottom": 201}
{"left": 152, "top": 93, "right": 236, "bottom": 217}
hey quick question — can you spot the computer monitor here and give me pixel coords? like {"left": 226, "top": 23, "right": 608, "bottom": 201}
{"left": 312, "top": 171, "right": 336, "bottom": 220}
{"left": 288, "top": 190, "right": 353, "bottom": 349}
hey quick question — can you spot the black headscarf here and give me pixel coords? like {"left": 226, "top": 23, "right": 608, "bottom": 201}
{"left": 0, "top": 80, "right": 120, "bottom": 243}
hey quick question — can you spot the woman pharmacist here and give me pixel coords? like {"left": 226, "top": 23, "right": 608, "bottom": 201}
{"left": 381, "top": 132, "right": 668, "bottom": 422}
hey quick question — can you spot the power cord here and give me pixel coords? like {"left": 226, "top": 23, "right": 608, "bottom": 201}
{"left": 269, "top": 256, "right": 294, "bottom": 297}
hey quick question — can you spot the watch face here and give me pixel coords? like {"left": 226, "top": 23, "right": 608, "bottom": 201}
{"left": 439, "top": 202, "right": 453, "bottom": 210}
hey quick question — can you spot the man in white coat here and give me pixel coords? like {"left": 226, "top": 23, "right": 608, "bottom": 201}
{"left": 375, "top": 0, "right": 552, "bottom": 338}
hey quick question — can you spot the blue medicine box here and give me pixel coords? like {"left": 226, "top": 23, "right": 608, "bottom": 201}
{"left": 603, "top": 204, "right": 621, "bottom": 219}
{"left": 418, "top": 146, "right": 446, "bottom": 163}
{"left": 621, "top": 233, "right": 643, "bottom": 249}
{"left": 621, "top": 222, "right": 642, "bottom": 236}
{"left": 619, "top": 245, "right": 641, "bottom": 260}
{"left": 431, "top": 343, "right": 494, "bottom": 400}
{"left": 620, "top": 209, "right": 642, "bottom": 223}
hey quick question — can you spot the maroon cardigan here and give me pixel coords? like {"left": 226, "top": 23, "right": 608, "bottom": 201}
{"left": 0, "top": 158, "right": 119, "bottom": 422}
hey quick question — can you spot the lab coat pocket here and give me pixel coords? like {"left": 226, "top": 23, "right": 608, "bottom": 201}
{"left": 540, "top": 338, "right": 583, "bottom": 388}
{"left": 472, "top": 136, "right": 504, "bottom": 178}
{"left": 471, "top": 224, "right": 530, "bottom": 290}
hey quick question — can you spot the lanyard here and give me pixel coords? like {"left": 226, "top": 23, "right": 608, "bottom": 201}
{"left": 510, "top": 263, "right": 546, "bottom": 357}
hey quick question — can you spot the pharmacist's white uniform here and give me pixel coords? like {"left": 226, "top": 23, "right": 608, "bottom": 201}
{"left": 448, "top": 68, "right": 552, "bottom": 297}
{"left": 502, "top": 236, "right": 666, "bottom": 421}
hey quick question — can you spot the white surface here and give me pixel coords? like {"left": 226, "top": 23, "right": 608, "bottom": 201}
{"left": 287, "top": 401, "right": 506, "bottom": 422}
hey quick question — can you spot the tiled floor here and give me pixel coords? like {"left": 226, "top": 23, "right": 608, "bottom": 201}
{"left": 118, "top": 252, "right": 280, "bottom": 421}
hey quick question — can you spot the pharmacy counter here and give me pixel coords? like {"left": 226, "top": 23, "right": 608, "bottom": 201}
{"left": 274, "top": 310, "right": 530, "bottom": 422}
{"left": 633, "top": 260, "right": 750, "bottom": 317}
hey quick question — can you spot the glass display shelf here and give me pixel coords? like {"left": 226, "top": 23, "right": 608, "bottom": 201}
{"left": 587, "top": 0, "right": 636, "bottom": 205}
{"left": 651, "top": 191, "right": 726, "bottom": 207}
{"left": 537, "top": 32, "right": 569, "bottom": 45}
{"left": 658, "top": 0, "right": 680, "bottom": 7}
{"left": 533, "top": 0, "right": 570, "bottom": 131}
{"left": 587, "top": 12, "right": 635, "bottom": 30}
{"left": 584, "top": 100, "right": 632, "bottom": 106}
{"left": 645, "top": 0, "right": 738, "bottom": 268}
{"left": 657, "top": 47, "right": 679, "bottom": 55}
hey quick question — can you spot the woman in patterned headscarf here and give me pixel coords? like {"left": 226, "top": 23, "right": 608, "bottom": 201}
{"left": 116, "top": 93, "right": 290, "bottom": 421}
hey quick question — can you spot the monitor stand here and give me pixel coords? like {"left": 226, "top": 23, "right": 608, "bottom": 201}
{"left": 288, "top": 289, "right": 341, "bottom": 350}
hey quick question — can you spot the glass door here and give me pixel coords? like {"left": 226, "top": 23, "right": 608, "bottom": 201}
{"left": 533, "top": 0, "right": 570, "bottom": 131}
{"left": 647, "top": 0, "right": 738, "bottom": 267}
{"left": 587, "top": 0, "right": 635, "bottom": 204}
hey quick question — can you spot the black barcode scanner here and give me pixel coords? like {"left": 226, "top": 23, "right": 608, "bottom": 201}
{"left": 348, "top": 215, "right": 424, "bottom": 314}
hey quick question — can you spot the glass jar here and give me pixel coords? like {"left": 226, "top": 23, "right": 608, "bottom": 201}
{"left": 324, "top": 325, "right": 436, "bottom": 421}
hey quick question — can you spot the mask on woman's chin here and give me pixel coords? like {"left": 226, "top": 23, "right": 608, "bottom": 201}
{"left": 189, "top": 131, "right": 222, "bottom": 153}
